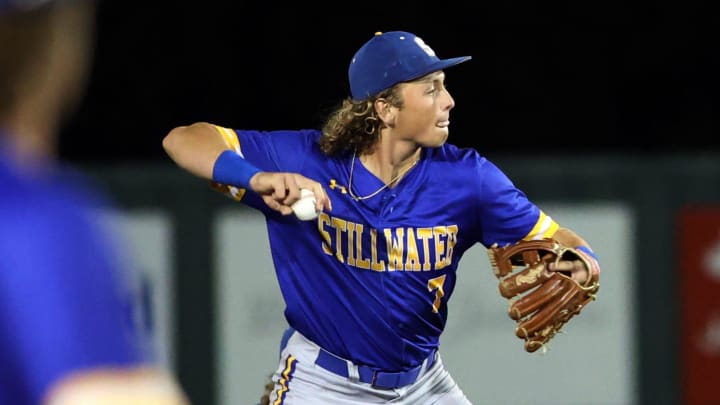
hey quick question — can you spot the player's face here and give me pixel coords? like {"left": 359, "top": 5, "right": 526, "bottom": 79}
{"left": 393, "top": 71, "right": 455, "bottom": 147}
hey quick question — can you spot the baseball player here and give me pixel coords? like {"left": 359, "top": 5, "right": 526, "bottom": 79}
{"left": 163, "top": 31, "right": 600, "bottom": 404}
{"left": 0, "top": 1, "right": 189, "bottom": 404}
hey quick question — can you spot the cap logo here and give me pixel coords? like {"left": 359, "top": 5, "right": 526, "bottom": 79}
{"left": 348, "top": 31, "right": 471, "bottom": 100}
{"left": 413, "top": 37, "right": 437, "bottom": 57}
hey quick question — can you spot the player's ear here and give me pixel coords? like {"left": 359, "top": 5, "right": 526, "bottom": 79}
{"left": 374, "top": 98, "right": 396, "bottom": 127}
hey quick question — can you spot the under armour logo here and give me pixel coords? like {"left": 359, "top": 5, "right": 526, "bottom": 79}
{"left": 329, "top": 179, "right": 347, "bottom": 194}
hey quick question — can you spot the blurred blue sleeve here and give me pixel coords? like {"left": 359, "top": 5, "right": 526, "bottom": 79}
{"left": 0, "top": 171, "right": 149, "bottom": 404}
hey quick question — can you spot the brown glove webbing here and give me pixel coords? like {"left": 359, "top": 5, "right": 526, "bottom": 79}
{"left": 487, "top": 238, "right": 600, "bottom": 353}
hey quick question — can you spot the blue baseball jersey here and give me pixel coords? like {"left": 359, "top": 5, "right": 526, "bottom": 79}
{"left": 215, "top": 126, "right": 559, "bottom": 371}
{"left": 0, "top": 139, "right": 149, "bottom": 405}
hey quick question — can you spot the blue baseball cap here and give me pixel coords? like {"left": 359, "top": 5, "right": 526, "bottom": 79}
{"left": 348, "top": 31, "right": 472, "bottom": 100}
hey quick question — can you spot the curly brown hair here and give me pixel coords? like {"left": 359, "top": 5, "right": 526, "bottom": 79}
{"left": 319, "top": 86, "right": 403, "bottom": 156}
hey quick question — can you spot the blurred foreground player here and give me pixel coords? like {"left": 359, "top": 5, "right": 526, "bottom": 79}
{"left": 0, "top": 1, "right": 189, "bottom": 404}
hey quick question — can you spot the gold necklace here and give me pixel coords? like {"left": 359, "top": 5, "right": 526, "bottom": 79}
{"left": 347, "top": 150, "right": 419, "bottom": 201}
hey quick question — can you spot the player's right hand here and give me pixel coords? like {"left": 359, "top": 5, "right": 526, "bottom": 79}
{"left": 249, "top": 172, "right": 332, "bottom": 216}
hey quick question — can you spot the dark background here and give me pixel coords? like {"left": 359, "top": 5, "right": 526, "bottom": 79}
{"left": 60, "top": 2, "right": 719, "bottom": 165}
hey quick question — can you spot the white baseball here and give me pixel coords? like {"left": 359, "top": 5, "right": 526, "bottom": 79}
{"left": 291, "top": 188, "right": 319, "bottom": 221}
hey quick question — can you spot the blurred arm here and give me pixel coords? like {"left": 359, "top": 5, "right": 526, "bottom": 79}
{"left": 45, "top": 367, "right": 190, "bottom": 405}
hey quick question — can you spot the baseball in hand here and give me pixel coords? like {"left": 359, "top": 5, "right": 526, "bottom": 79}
{"left": 291, "top": 189, "right": 319, "bottom": 220}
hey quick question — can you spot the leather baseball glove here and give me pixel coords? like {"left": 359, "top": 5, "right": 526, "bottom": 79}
{"left": 487, "top": 239, "right": 600, "bottom": 353}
